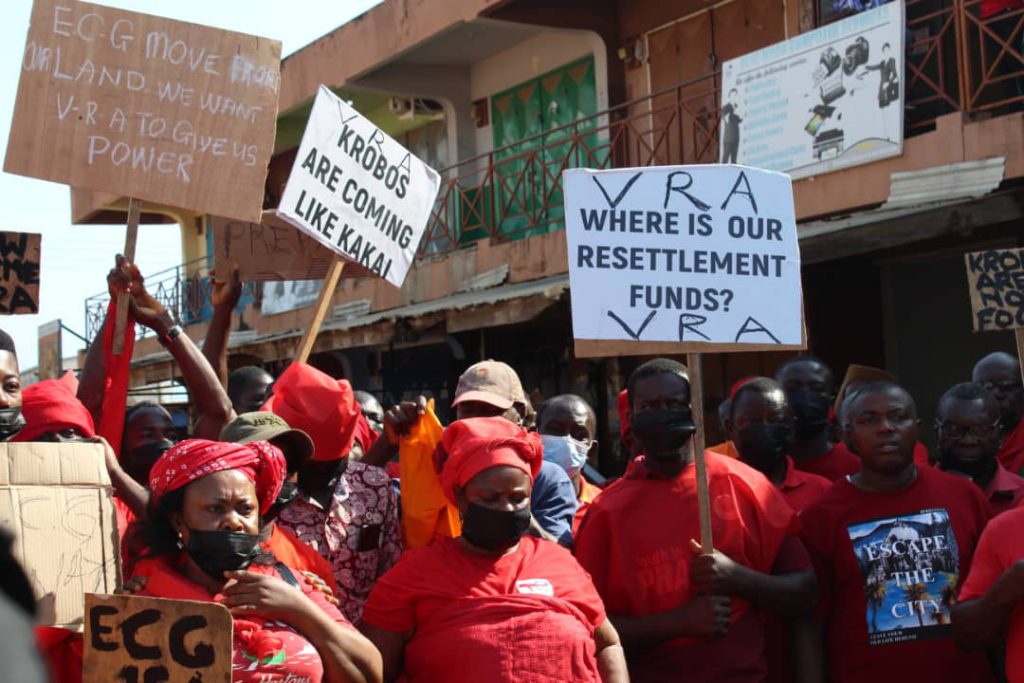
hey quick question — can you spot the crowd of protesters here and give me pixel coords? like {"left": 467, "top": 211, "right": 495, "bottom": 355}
{"left": 1, "top": 258, "right": 1023, "bottom": 683}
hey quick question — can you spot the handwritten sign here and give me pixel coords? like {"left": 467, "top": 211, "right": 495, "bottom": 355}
{"left": 0, "top": 442, "right": 119, "bottom": 628}
{"left": 4, "top": 0, "right": 281, "bottom": 222}
{"left": 278, "top": 85, "right": 441, "bottom": 287}
{"left": 84, "top": 594, "right": 232, "bottom": 683}
{"left": 564, "top": 165, "right": 805, "bottom": 357}
{"left": 0, "top": 231, "right": 41, "bottom": 315}
{"left": 212, "top": 210, "right": 371, "bottom": 281}
{"left": 965, "top": 248, "right": 1024, "bottom": 332}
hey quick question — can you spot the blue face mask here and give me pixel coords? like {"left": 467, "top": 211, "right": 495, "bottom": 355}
{"left": 541, "top": 434, "right": 590, "bottom": 478}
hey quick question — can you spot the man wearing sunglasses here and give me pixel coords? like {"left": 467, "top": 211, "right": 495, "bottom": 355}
{"left": 972, "top": 351, "right": 1024, "bottom": 474}
{"left": 936, "top": 381, "right": 1024, "bottom": 516}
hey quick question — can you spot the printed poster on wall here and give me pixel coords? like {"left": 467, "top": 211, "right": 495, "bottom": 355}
{"left": 720, "top": 0, "right": 904, "bottom": 179}
{"left": 848, "top": 508, "right": 960, "bottom": 645}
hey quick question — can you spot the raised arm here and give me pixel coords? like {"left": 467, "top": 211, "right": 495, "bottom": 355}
{"left": 126, "top": 263, "right": 236, "bottom": 438}
{"left": 200, "top": 265, "right": 242, "bottom": 390}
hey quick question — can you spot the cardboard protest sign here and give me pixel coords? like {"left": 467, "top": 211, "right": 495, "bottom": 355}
{"left": 5, "top": 0, "right": 281, "bottom": 222}
{"left": 0, "top": 231, "right": 41, "bottom": 315}
{"left": 278, "top": 85, "right": 441, "bottom": 287}
{"left": 212, "top": 210, "right": 371, "bottom": 281}
{"left": 564, "top": 164, "right": 805, "bottom": 357}
{"left": 84, "top": 594, "right": 232, "bottom": 683}
{"left": 965, "top": 248, "right": 1024, "bottom": 332}
{"left": 0, "top": 442, "right": 119, "bottom": 628}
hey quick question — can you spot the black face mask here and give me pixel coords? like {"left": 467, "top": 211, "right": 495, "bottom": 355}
{"left": 265, "top": 481, "right": 300, "bottom": 520}
{"left": 299, "top": 458, "right": 348, "bottom": 509}
{"left": 631, "top": 408, "right": 697, "bottom": 461}
{"left": 939, "top": 452, "right": 998, "bottom": 483}
{"left": 737, "top": 423, "right": 793, "bottom": 473}
{"left": 123, "top": 440, "right": 174, "bottom": 484}
{"left": 0, "top": 407, "right": 25, "bottom": 441}
{"left": 786, "top": 388, "right": 831, "bottom": 438}
{"left": 461, "top": 502, "right": 531, "bottom": 552}
{"left": 185, "top": 529, "right": 260, "bottom": 579}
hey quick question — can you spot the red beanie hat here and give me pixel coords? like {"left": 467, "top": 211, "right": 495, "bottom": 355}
{"left": 261, "top": 362, "right": 358, "bottom": 462}
{"left": 13, "top": 379, "right": 95, "bottom": 442}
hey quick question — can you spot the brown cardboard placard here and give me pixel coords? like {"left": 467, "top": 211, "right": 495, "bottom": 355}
{"left": 0, "top": 231, "right": 41, "bottom": 315}
{"left": 0, "top": 442, "right": 120, "bottom": 628}
{"left": 4, "top": 0, "right": 281, "bottom": 222}
{"left": 84, "top": 594, "right": 232, "bottom": 683}
{"left": 964, "top": 248, "right": 1024, "bottom": 332}
{"left": 211, "top": 210, "right": 372, "bottom": 281}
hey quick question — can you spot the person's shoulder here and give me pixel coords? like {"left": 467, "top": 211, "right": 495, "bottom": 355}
{"left": 708, "top": 450, "right": 776, "bottom": 489}
{"left": 345, "top": 459, "right": 391, "bottom": 487}
{"left": 919, "top": 465, "right": 987, "bottom": 501}
{"left": 800, "top": 476, "right": 855, "bottom": 521}
{"left": 794, "top": 468, "right": 832, "bottom": 493}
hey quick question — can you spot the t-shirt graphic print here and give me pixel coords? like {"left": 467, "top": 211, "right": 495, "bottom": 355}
{"left": 847, "top": 508, "right": 960, "bottom": 646}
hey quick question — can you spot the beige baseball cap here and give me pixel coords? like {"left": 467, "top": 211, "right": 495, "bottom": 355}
{"left": 453, "top": 360, "right": 527, "bottom": 410}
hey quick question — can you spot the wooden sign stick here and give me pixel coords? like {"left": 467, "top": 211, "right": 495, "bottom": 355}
{"left": 686, "top": 352, "right": 714, "bottom": 554}
{"left": 295, "top": 256, "right": 346, "bottom": 364}
{"left": 112, "top": 198, "right": 141, "bottom": 356}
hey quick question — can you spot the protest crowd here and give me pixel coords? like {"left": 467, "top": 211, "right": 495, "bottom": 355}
{"left": 0, "top": 254, "right": 1022, "bottom": 682}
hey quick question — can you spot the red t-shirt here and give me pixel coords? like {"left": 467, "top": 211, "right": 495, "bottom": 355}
{"left": 999, "top": 420, "right": 1024, "bottom": 476}
{"left": 793, "top": 442, "right": 861, "bottom": 482}
{"left": 574, "top": 451, "right": 801, "bottom": 682}
{"left": 779, "top": 457, "right": 832, "bottom": 513}
{"left": 960, "top": 506, "right": 1024, "bottom": 682}
{"left": 130, "top": 556, "right": 353, "bottom": 683}
{"left": 984, "top": 463, "right": 1024, "bottom": 516}
{"left": 362, "top": 535, "right": 605, "bottom": 682}
{"left": 800, "top": 466, "right": 994, "bottom": 683}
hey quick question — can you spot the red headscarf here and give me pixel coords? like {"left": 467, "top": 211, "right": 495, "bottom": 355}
{"left": 435, "top": 417, "right": 542, "bottom": 505}
{"left": 149, "top": 439, "right": 287, "bottom": 512}
{"left": 12, "top": 379, "right": 95, "bottom": 442}
{"left": 261, "top": 362, "right": 358, "bottom": 462}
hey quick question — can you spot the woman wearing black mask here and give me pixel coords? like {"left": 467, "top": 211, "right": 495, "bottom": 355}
{"left": 360, "top": 417, "right": 628, "bottom": 683}
{"left": 123, "top": 439, "right": 382, "bottom": 683}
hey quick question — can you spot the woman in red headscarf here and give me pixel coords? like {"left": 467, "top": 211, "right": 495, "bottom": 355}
{"left": 123, "top": 439, "right": 382, "bottom": 683}
{"left": 359, "top": 417, "right": 628, "bottom": 683}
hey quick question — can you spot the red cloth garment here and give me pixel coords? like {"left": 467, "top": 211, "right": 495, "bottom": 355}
{"left": 800, "top": 466, "right": 994, "bottom": 683}
{"left": 999, "top": 420, "right": 1024, "bottom": 475}
{"left": 11, "top": 379, "right": 95, "bottom": 442}
{"left": 778, "top": 456, "right": 832, "bottom": 513}
{"left": 574, "top": 450, "right": 801, "bottom": 682}
{"left": 262, "top": 362, "right": 358, "bottom": 462}
{"left": 795, "top": 441, "right": 862, "bottom": 482}
{"left": 436, "top": 417, "right": 542, "bottom": 506}
{"left": 129, "top": 555, "right": 352, "bottom": 683}
{"left": 36, "top": 626, "right": 83, "bottom": 683}
{"left": 100, "top": 297, "right": 135, "bottom": 455}
{"left": 984, "top": 462, "right": 1024, "bottom": 516}
{"left": 617, "top": 389, "right": 630, "bottom": 442}
{"left": 277, "top": 460, "right": 403, "bottom": 623}
{"left": 981, "top": 0, "right": 1022, "bottom": 19}
{"left": 264, "top": 522, "right": 340, "bottom": 596}
{"left": 362, "top": 535, "right": 605, "bottom": 682}
{"left": 149, "top": 439, "right": 286, "bottom": 512}
{"left": 960, "top": 505, "right": 1024, "bottom": 682}
{"left": 353, "top": 411, "right": 380, "bottom": 453}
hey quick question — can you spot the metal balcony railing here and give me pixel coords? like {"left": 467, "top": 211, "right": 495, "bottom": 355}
{"left": 82, "top": 0, "right": 1024, "bottom": 337}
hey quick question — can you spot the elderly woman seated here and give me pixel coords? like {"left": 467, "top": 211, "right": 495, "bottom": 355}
{"left": 359, "top": 417, "right": 628, "bottom": 682}
{"left": 123, "top": 439, "right": 382, "bottom": 683}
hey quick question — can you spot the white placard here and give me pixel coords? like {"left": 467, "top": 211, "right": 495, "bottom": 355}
{"left": 720, "top": 1, "right": 904, "bottom": 179}
{"left": 564, "top": 165, "right": 803, "bottom": 349}
{"left": 278, "top": 85, "right": 441, "bottom": 287}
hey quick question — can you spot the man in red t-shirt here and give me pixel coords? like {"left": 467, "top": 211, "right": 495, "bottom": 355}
{"left": 974, "top": 352, "right": 1024, "bottom": 475}
{"left": 775, "top": 355, "right": 860, "bottom": 481}
{"left": 953, "top": 505, "right": 1024, "bottom": 681}
{"left": 800, "top": 381, "right": 994, "bottom": 683}
{"left": 936, "top": 382, "right": 1024, "bottom": 515}
{"left": 575, "top": 358, "right": 817, "bottom": 682}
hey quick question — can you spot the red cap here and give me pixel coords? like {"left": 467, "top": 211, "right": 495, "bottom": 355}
{"left": 435, "top": 417, "right": 542, "bottom": 505}
{"left": 13, "top": 379, "right": 95, "bottom": 442}
{"left": 262, "top": 362, "right": 358, "bottom": 462}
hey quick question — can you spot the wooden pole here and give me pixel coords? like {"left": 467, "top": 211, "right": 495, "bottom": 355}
{"left": 112, "top": 199, "right": 142, "bottom": 356}
{"left": 294, "top": 256, "right": 346, "bottom": 364}
{"left": 686, "top": 352, "right": 714, "bottom": 554}
{"left": 1016, "top": 329, "right": 1024, "bottom": 386}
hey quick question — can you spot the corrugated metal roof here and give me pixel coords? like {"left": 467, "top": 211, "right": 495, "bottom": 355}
{"left": 882, "top": 157, "right": 1004, "bottom": 210}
